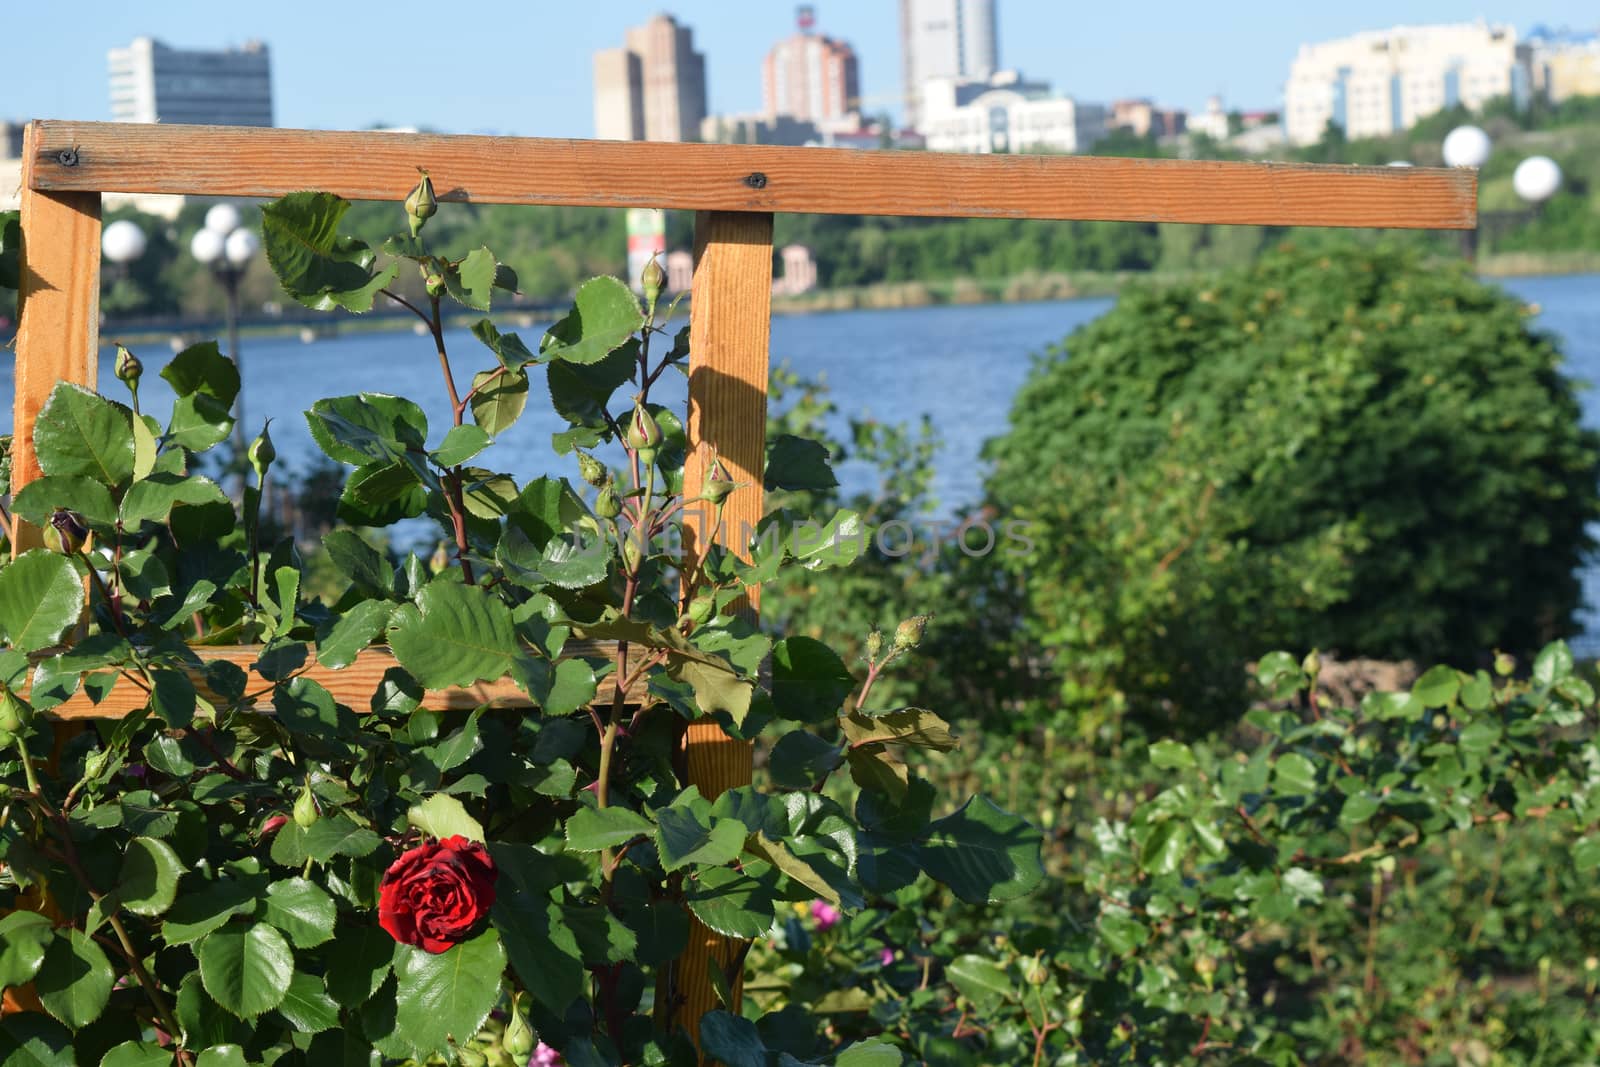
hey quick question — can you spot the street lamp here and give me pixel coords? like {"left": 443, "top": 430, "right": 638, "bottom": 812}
{"left": 102, "top": 219, "right": 148, "bottom": 270}
{"left": 1512, "top": 155, "right": 1563, "bottom": 205}
{"left": 191, "top": 203, "right": 260, "bottom": 458}
{"left": 1443, "top": 125, "right": 1566, "bottom": 260}
{"left": 1442, "top": 124, "right": 1491, "bottom": 169}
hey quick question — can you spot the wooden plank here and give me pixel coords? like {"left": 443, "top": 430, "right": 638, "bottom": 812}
{"left": 24, "top": 120, "right": 1477, "bottom": 230}
{"left": 13, "top": 123, "right": 102, "bottom": 555}
{"left": 26, "top": 642, "right": 638, "bottom": 719}
{"left": 673, "top": 211, "right": 775, "bottom": 1051}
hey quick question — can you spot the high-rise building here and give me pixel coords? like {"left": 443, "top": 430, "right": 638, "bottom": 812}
{"left": 1284, "top": 22, "right": 1533, "bottom": 146}
{"left": 763, "top": 6, "right": 860, "bottom": 124}
{"left": 899, "top": 0, "right": 998, "bottom": 129}
{"left": 593, "top": 14, "right": 707, "bottom": 142}
{"left": 107, "top": 37, "right": 273, "bottom": 127}
{"left": 920, "top": 70, "right": 1104, "bottom": 155}
{"left": 1530, "top": 30, "right": 1600, "bottom": 102}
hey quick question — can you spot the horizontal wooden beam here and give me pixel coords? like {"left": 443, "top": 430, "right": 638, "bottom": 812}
{"left": 31, "top": 642, "right": 633, "bottom": 720}
{"left": 24, "top": 120, "right": 1476, "bottom": 230}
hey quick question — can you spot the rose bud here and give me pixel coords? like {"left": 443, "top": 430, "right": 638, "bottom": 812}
{"left": 259, "top": 814, "right": 289, "bottom": 839}
{"left": 504, "top": 997, "right": 536, "bottom": 1059}
{"left": 424, "top": 271, "right": 446, "bottom": 298}
{"left": 687, "top": 590, "right": 716, "bottom": 627}
{"left": 292, "top": 783, "right": 318, "bottom": 829}
{"left": 577, "top": 451, "right": 607, "bottom": 488}
{"left": 625, "top": 400, "right": 663, "bottom": 462}
{"left": 892, "top": 614, "right": 931, "bottom": 652}
{"left": 48, "top": 509, "right": 88, "bottom": 555}
{"left": 594, "top": 485, "right": 622, "bottom": 520}
{"left": 640, "top": 255, "right": 665, "bottom": 310}
{"left": 378, "top": 835, "right": 498, "bottom": 953}
{"left": 429, "top": 541, "right": 451, "bottom": 575}
{"left": 114, "top": 344, "right": 143, "bottom": 385}
{"left": 865, "top": 630, "right": 883, "bottom": 661}
{"left": 0, "top": 689, "right": 32, "bottom": 734}
{"left": 700, "top": 477, "right": 738, "bottom": 506}
{"left": 404, "top": 167, "right": 438, "bottom": 237}
{"left": 248, "top": 420, "right": 276, "bottom": 479}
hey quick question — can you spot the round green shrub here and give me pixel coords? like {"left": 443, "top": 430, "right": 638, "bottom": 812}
{"left": 984, "top": 241, "right": 1600, "bottom": 727}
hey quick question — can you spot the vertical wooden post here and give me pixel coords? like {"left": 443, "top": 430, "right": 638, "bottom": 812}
{"left": 12, "top": 122, "right": 103, "bottom": 555}
{"left": 675, "top": 210, "right": 774, "bottom": 1052}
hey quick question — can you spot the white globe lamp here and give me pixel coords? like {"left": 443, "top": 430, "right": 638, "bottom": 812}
{"left": 204, "top": 202, "right": 244, "bottom": 237}
{"left": 102, "top": 219, "right": 148, "bottom": 265}
{"left": 190, "top": 227, "right": 225, "bottom": 265}
{"left": 1513, "top": 155, "right": 1562, "bottom": 204}
{"left": 1442, "top": 125, "right": 1491, "bottom": 168}
{"left": 224, "top": 228, "right": 261, "bottom": 267}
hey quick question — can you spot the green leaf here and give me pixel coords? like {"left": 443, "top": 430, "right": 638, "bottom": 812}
{"left": 835, "top": 1038, "right": 905, "bottom": 1066}
{"left": 565, "top": 806, "right": 653, "bottom": 852}
{"left": 541, "top": 276, "right": 645, "bottom": 365}
{"left": 445, "top": 247, "right": 499, "bottom": 311}
{"left": 0, "top": 550, "right": 84, "bottom": 653}
{"left": 263, "top": 878, "right": 337, "bottom": 949}
{"left": 322, "top": 529, "right": 394, "bottom": 597}
{"left": 1148, "top": 739, "right": 1196, "bottom": 770}
{"left": 198, "top": 922, "right": 294, "bottom": 1019}
{"left": 166, "top": 392, "right": 234, "bottom": 452}
{"left": 1139, "top": 819, "right": 1189, "bottom": 876}
{"left": 1098, "top": 911, "right": 1149, "bottom": 954}
{"left": 301, "top": 813, "right": 382, "bottom": 862}
{"left": 1339, "top": 792, "right": 1382, "bottom": 827}
{"left": 1574, "top": 835, "right": 1600, "bottom": 873}
{"left": 274, "top": 970, "right": 340, "bottom": 1033}
{"left": 35, "top": 928, "right": 115, "bottom": 1030}
{"left": 118, "top": 836, "right": 185, "bottom": 917}
{"left": 470, "top": 318, "right": 537, "bottom": 368}
{"left": 407, "top": 793, "right": 486, "bottom": 845}
{"left": 160, "top": 342, "right": 240, "bottom": 406}
{"left": 655, "top": 806, "right": 746, "bottom": 872}
{"left": 742, "top": 832, "right": 842, "bottom": 907}
{"left": 32, "top": 383, "right": 135, "bottom": 486}
{"left": 946, "top": 954, "right": 1013, "bottom": 1013}
{"left": 917, "top": 797, "right": 1044, "bottom": 904}
{"left": 1411, "top": 664, "right": 1460, "bottom": 708}
{"left": 771, "top": 637, "right": 854, "bottom": 723}
{"left": 698, "top": 1011, "right": 768, "bottom": 1067}
{"left": 547, "top": 341, "right": 637, "bottom": 429}
{"left": 686, "top": 865, "right": 780, "bottom": 939}
{"left": 764, "top": 434, "right": 838, "bottom": 492}
{"left": 1533, "top": 641, "right": 1574, "bottom": 687}
{"left": 316, "top": 599, "right": 393, "bottom": 670}
{"left": 194, "top": 1048, "right": 246, "bottom": 1067}
{"left": 10, "top": 476, "right": 118, "bottom": 529}
{"left": 261, "top": 192, "right": 399, "bottom": 312}
{"left": 120, "top": 473, "right": 230, "bottom": 529}
{"left": 0, "top": 1014, "right": 75, "bottom": 1067}
{"left": 469, "top": 368, "right": 530, "bottom": 437}
{"left": 768, "top": 731, "right": 844, "bottom": 790}
{"left": 162, "top": 877, "right": 262, "bottom": 944}
{"left": 101, "top": 1040, "right": 175, "bottom": 1067}
{"left": 493, "top": 896, "right": 585, "bottom": 1016}
{"left": 305, "top": 394, "right": 429, "bottom": 470}
{"left": 431, "top": 424, "right": 492, "bottom": 467}
{"left": 324, "top": 924, "right": 396, "bottom": 1009}
{"left": 0, "top": 912, "right": 53, "bottom": 990}
{"left": 1273, "top": 752, "right": 1318, "bottom": 795}
{"left": 392, "top": 929, "right": 506, "bottom": 1056}
{"left": 387, "top": 579, "right": 517, "bottom": 689}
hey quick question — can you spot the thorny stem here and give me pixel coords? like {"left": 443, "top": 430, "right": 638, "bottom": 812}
{"left": 414, "top": 291, "right": 476, "bottom": 585}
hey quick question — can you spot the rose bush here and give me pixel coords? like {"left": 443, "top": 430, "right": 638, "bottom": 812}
{"left": 0, "top": 181, "right": 1043, "bottom": 1066}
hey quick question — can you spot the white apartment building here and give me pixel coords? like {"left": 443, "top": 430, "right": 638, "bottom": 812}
{"left": 900, "top": 0, "right": 998, "bottom": 129}
{"left": 921, "top": 71, "right": 1105, "bottom": 155}
{"left": 1284, "top": 22, "right": 1533, "bottom": 145}
{"left": 108, "top": 37, "right": 273, "bottom": 127}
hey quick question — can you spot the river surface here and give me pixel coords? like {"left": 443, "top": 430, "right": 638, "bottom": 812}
{"left": 3, "top": 274, "right": 1598, "bottom": 645}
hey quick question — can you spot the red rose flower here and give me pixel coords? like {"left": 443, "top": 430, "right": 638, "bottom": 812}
{"left": 378, "top": 835, "right": 497, "bottom": 953}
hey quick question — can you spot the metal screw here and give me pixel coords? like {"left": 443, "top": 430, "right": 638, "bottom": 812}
{"left": 56, "top": 148, "right": 79, "bottom": 167}
{"left": 743, "top": 172, "right": 768, "bottom": 190}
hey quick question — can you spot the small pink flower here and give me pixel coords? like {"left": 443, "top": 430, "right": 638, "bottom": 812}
{"left": 878, "top": 947, "right": 895, "bottom": 966}
{"left": 530, "top": 1042, "right": 563, "bottom": 1067}
{"left": 810, "top": 900, "right": 841, "bottom": 931}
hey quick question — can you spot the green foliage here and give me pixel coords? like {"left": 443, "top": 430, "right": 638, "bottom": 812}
{"left": 983, "top": 241, "right": 1600, "bottom": 729}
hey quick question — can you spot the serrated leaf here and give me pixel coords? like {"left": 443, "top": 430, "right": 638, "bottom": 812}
{"left": 686, "top": 865, "right": 780, "bottom": 939}
{"left": 161, "top": 342, "right": 240, "bottom": 406}
{"left": 0, "top": 1013, "right": 75, "bottom": 1067}
{"left": 1273, "top": 752, "right": 1318, "bottom": 795}
{"left": 470, "top": 319, "right": 537, "bottom": 368}
{"left": 842, "top": 708, "right": 957, "bottom": 751}
{"left": 392, "top": 929, "right": 506, "bottom": 1056}
{"left": 321, "top": 528, "right": 394, "bottom": 597}
{"left": 408, "top": 793, "right": 485, "bottom": 845}
{"left": 317, "top": 599, "right": 393, "bottom": 669}
{"left": 654, "top": 805, "right": 746, "bottom": 872}
{"left": 771, "top": 637, "right": 854, "bottom": 723}
{"left": 10, "top": 475, "right": 118, "bottom": 528}
{"left": 0, "top": 550, "right": 84, "bottom": 653}
{"left": 35, "top": 928, "right": 115, "bottom": 1030}
{"left": 33, "top": 382, "right": 135, "bottom": 486}
{"left": 274, "top": 970, "right": 340, "bottom": 1033}
{"left": 946, "top": 954, "right": 1013, "bottom": 1013}
{"left": 1411, "top": 664, "right": 1460, "bottom": 708}
{"left": 118, "top": 836, "right": 185, "bottom": 917}
{"left": 101, "top": 1040, "right": 174, "bottom": 1067}
{"left": 764, "top": 434, "right": 838, "bottom": 492}
{"left": 565, "top": 806, "right": 653, "bottom": 852}
{"left": 387, "top": 579, "right": 517, "bottom": 689}
{"left": 262, "top": 191, "right": 399, "bottom": 312}
{"left": 263, "top": 878, "right": 337, "bottom": 949}
{"left": 445, "top": 247, "right": 498, "bottom": 312}
{"left": 469, "top": 367, "right": 530, "bottom": 437}
{"left": 198, "top": 922, "right": 294, "bottom": 1019}
{"left": 1148, "top": 739, "right": 1195, "bottom": 770}
{"left": 917, "top": 797, "right": 1044, "bottom": 904}
{"left": 325, "top": 924, "right": 396, "bottom": 1009}
{"left": 431, "top": 424, "right": 492, "bottom": 467}
{"left": 541, "top": 276, "right": 645, "bottom": 365}
{"left": 0, "top": 912, "right": 53, "bottom": 989}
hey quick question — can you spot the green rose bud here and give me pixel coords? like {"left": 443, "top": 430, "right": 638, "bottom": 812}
{"left": 621, "top": 530, "right": 645, "bottom": 576}
{"left": 248, "top": 420, "right": 276, "bottom": 479}
{"left": 865, "top": 630, "right": 883, "bottom": 661}
{"left": 595, "top": 485, "right": 622, "bottom": 520}
{"left": 425, "top": 272, "right": 446, "bottom": 297}
{"left": 48, "top": 509, "right": 88, "bottom": 555}
{"left": 641, "top": 255, "right": 666, "bottom": 310}
{"left": 292, "top": 783, "right": 318, "bottom": 829}
{"left": 0, "top": 727, "right": 14, "bottom": 750}
{"left": 687, "top": 590, "right": 716, "bottom": 627}
{"left": 455, "top": 1046, "right": 487, "bottom": 1067}
{"left": 701, "top": 477, "right": 738, "bottom": 506}
{"left": 626, "top": 400, "right": 663, "bottom": 458}
{"left": 892, "top": 614, "right": 931, "bottom": 652}
{"left": 114, "top": 343, "right": 143, "bottom": 385}
{"left": 428, "top": 541, "right": 451, "bottom": 576}
{"left": 1301, "top": 649, "right": 1321, "bottom": 681}
{"left": 503, "top": 998, "right": 535, "bottom": 1059}
{"left": 1494, "top": 652, "right": 1515, "bottom": 677}
{"left": 0, "top": 689, "right": 32, "bottom": 734}
{"left": 577, "top": 451, "right": 607, "bottom": 488}
{"left": 404, "top": 168, "right": 438, "bottom": 237}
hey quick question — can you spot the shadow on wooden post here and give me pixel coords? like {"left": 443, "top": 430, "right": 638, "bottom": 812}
{"left": 672, "top": 210, "right": 775, "bottom": 1054}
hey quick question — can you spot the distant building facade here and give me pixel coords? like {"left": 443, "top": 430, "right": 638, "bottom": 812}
{"left": 1108, "top": 99, "right": 1187, "bottom": 139}
{"left": 593, "top": 14, "right": 707, "bottom": 142}
{"left": 700, "top": 113, "right": 820, "bottom": 147}
{"left": 1284, "top": 22, "right": 1533, "bottom": 145}
{"left": 1531, "top": 30, "right": 1600, "bottom": 102}
{"left": 900, "top": 0, "right": 998, "bottom": 129}
{"left": 108, "top": 37, "right": 273, "bottom": 126}
{"left": 1, "top": 121, "right": 23, "bottom": 160}
{"left": 764, "top": 6, "right": 860, "bottom": 124}
{"left": 921, "top": 71, "right": 1105, "bottom": 155}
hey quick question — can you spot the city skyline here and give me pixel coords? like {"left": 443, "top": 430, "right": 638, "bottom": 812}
{"left": 7, "top": 1, "right": 1599, "bottom": 138}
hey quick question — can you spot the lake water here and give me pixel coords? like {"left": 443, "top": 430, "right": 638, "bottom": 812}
{"left": 3, "top": 273, "right": 1598, "bottom": 645}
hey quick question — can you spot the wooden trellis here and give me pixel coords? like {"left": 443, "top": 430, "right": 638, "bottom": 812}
{"left": 10, "top": 119, "right": 1477, "bottom": 1050}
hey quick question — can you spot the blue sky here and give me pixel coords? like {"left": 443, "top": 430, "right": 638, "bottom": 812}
{"left": 10, "top": 2, "right": 1597, "bottom": 137}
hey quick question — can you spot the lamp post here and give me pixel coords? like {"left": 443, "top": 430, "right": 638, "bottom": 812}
{"left": 1441, "top": 125, "right": 1565, "bottom": 261}
{"left": 102, "top": 219, "right": 148, "bottom": 274}
{"left": 190, "top": 203, "right": 260, "bottom": 459}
